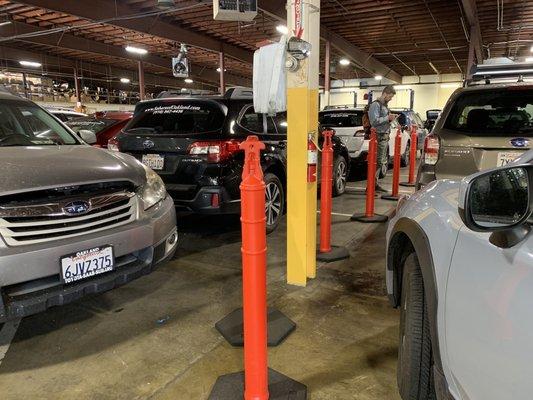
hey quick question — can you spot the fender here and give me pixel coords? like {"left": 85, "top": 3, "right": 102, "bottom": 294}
{"left": 388, "top": 217, "right": 453, "bottom": 400}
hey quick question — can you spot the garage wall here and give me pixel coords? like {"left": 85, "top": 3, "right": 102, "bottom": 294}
{"left": 322, "top": 74, "right": 462, "bottom": 119}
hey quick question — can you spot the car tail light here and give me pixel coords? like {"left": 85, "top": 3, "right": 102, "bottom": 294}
{"left": 108, "top": 136, "right": 120, "bottom": 152}
{"left": 188, "top": 140, "right": 242, "bottom": 163}
{"left": 423, "top": 134, "right": 440, "bottom": 165}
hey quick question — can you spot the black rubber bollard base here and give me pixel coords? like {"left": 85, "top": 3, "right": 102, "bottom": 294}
{"left": 317, "top": 245, "right": 350, "bottom": 262}
{"left": 350, "top": 213, "right": 389, "bottom": 223}
{"left": 209, "top": 368, "right": 307, "bottom": 400}
{"left": 381, "top": 193, "right": 401, "bottom": 201}
{"left": 399, "top": 181, "right": 416, "bottom": 187}
{"left": 215, "top": 308, "right": 296, "bottom": 347}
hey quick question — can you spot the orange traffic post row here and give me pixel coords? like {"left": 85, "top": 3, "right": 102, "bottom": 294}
{"left": 351, "top": 128, "right": 388, "bottom": 223}
{"left": 317, "top": 129, "right": 349, "bottom": 262}
{"left": 400, "top": 125, "right": 418, "bottom": 187}
{"left": 209, "top": 136, "right": 307, "bottom": 400}
{"left": 382, "top": 127, "right": 402, "bottom": 201}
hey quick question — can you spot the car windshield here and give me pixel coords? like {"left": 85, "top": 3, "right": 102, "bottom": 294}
{"left": 125, "top": 101, "right": 226, "bottom": 135}
{"left": 444, "top": 88, "right": 533, "bottom": 136}
{"left": 67, "top": 117, "right": 118, "bottom": 134}
{"left": 319, "top": 111, "right": 363, "bottom": 127}
{"left": 0, "top": 100, "right": 78, "bottom": 147}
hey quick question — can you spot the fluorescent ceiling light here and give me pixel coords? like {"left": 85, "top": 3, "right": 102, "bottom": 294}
{"left": 526, "top": 57, "right": 533, "bottom": 62}
{"left": 339, "top": 58, "right": 350, "bottom": 66}
{"left": 125, "top": 46, "right": 148, "bottom": 55}
{"left": 0, "top": 21, "right": 12, "bottom": 27}
{"left": 530, "top": 45, "right": 533, "bottom": 53}
{"left": 374, "top": 75, "right": 383, "bottom": 80}
{"left": 440, "top": 83, "right": 460, "bottom": 88}
{"left": 120, "top": 78, "right": 131, "bottom": 83}
{"left": 19, "top": 60, "right": 41, "bottom": 68}
{"left": 184, "top": 78, "right": 193, "bottom": 84}
{"left": 276, "top": 25, "right": 289, "bottom": 35}
{"left": 428, "top": 61, "right": 439, "bottom": 74}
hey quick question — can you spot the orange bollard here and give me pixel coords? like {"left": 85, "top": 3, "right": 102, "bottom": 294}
{"left": 239, "top": 136, "right": 269, "bottom": 400}
{"left": 318, "top": 129, "right": 349, "bottom": 262}
{"left": 400, "top": 124, "right": 418, "bottom": 187}
{"left": 351, "top": 128, "right": 388, "bottom": 223}
{"left": 209, "top": 135, "right": 307, "bottom": 399}
{"left": 382, "top": 127, "right": 402, "bottom": 201}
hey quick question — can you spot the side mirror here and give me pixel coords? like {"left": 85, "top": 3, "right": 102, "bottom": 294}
{"left": 459, "top": 165, "right": 532, "bottom": 248}
{"left": 78, "top": 129, "right": 97, "bottom": 145}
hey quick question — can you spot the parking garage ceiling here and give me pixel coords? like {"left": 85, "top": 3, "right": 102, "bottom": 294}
{"left": 0, "top": 0, "right": 532, "bottom": 90}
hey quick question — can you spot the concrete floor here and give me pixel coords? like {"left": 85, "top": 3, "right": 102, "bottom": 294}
{"left": 0, "top": 169, "right": 414, "bottom": 400}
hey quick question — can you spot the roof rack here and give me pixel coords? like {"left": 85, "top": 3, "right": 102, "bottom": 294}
{"left": 467, "top": 62, "right": 533, "bottom": 86}
{"left": 322, "top": 105, "right": 359, "bottom": 110}
{"left": 156, "top": 89, "right": 216, "bottom": 98}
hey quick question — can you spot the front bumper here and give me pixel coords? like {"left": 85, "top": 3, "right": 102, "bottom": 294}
{"left": 0, "top": 196, "right": 177, "bottom": 322}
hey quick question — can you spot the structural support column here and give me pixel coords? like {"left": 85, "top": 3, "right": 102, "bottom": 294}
{"left": 324, "top": 40, "right": 331, "bottom": 107}
{"left": 286, "top": 0, "right": 320, "bottom": 286}
{"left": 73, "top": 65, "right": 82, "bottom": 110}
{"left": 219, "top": 51, "right": 226, "bottom": 95}
{"left": 22, "top": 72, "right": 28, "bottom": 99}
{"left": 138, "top": 60, "right": 145, "bottom": 101}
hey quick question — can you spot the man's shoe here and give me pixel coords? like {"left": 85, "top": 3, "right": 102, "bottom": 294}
{"left": 375, "top": 184, "right": 388, "bottom": 193}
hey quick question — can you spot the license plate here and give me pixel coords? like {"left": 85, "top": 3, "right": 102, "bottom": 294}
{"left": 497, "top": 151, "right": 522, "bottom": 167}
{"left": 142, "top": 154, "right": 165, "bottom": 170}
{"left": 60, "top": 246, "right": 114, "bottom": 284}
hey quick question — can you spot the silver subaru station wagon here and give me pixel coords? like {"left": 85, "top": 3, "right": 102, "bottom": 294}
{"left": 0, "top": 92, "right": 177, "bottom": 322}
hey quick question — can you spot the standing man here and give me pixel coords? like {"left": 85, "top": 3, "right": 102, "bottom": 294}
{"left": 368, "top": 85, "right": 398, "bottom": 192}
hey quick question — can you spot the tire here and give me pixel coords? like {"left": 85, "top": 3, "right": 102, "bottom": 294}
{"left": 397, "top": 253, "right": 436, "bottom": 400}
{"left": 401, "top": 140, "right": 410, "bottom": 167}
{"left": 264, "top": 173, "right": 284, "bottom": 234}
{"left": 332, "top": 156, "right": 348, "bottom": 197}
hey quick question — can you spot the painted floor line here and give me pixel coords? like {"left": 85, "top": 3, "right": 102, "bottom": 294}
{"left": 0, "top": 318, "right": 20, "bottom": 366}
{"left": 317, "top": 211, "right": 353, "bottom": 218}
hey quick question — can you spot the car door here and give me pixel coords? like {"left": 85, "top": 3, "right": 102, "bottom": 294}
{"left": 445, "top": 198, "right": 533, "bottom": 398}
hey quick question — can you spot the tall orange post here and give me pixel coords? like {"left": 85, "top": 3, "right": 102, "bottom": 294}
{"left": 351, "top": 128, "right": 388, "bottom": 223}
{"left": 400, "top": 125, "right": 418, "bottom": 187}
{"left": 317, "top": 129, "right": 349, "bottom": 262}
{"left": 210, "top": 136, "right": 307, "bottom": 399}
{"left": 382, "top": 127, "right": 402, "bottom": 201}
{"left": 239, "top": 136, "right": 269, "bottom": 400}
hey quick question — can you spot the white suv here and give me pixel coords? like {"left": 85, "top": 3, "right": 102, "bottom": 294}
{"left": 386, "top": 150, "right": 533, "bottom": 400}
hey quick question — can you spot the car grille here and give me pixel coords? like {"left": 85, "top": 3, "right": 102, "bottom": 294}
{"left": 0, "top": 189, "right": 137, "bottom": 246}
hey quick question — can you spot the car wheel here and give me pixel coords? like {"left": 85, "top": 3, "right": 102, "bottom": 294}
{"left": 264, "top": 173, "right": 284, "bottom": 234}
{"left": 398, "top": 253, "right": 436, "bottom": 400}
{"left": 332, "top": 156, "right": 348, "bottom": 197}
{"left": 401, "top": 140, "right": 410, "bottom": 167}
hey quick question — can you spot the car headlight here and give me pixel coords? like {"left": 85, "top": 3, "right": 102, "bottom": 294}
{"left": 137, "top": 165, "right": 167, "bottom": 210}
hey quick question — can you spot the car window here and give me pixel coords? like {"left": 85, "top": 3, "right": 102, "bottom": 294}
{"left": 319, "top": 110, "right": 363, "bottom": 127}
{"left": 67, "top": 118, "right": 118, "bottom": 134}
{"left": 126, "top": 101, "right": 226, "bottom": 135}
{"left": 0, "top": 102, "right": 78, "bottom": 147}
{"left": 444, "top": 88, "right": 533, "bottom": 136}
{"left": 266, "top": 116, "right": 276, "bottom": 133}
{"left": 238, "top": 106, "right": 264, "bottom": 133}
{"left": 411, "top": 112, "right": 424, "bottom": 127}
{"left": 274, "top": 112, "right": 287, "bottom": 134}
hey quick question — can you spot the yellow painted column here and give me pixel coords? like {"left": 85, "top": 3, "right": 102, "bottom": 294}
{"left": 286, "top": 0, "right": 320, "bottom": 286}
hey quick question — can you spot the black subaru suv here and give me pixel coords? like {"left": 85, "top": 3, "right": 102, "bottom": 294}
{"left": 112, "top": 88, "right": 350, "bottom": 232}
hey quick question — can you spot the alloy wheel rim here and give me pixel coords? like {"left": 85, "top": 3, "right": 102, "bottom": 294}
{"left": 336, "top": 161, "right": 347, "bottom": 192}
{"left": 265, "top": 182, "right": 281, "bottom": 227}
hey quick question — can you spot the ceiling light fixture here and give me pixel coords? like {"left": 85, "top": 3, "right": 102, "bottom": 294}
{"left": 276, "top": 25, "right": 289, "bottom": 35}
{"left": 216, "top": 67, "right": 227, "bottom": 72}
{"left": 0, "top": 21, "right": 12, "bottom": 27}
{"left": 125, "top": 46, "right": 148, "bottom": 55}
{"left": 19, "top": 60, "right": 41, "bottom": 68}
{"left": 184, "top": 78, "right": 193, "bottom": 84}
{"left": 120, "top": 78, "right": 131, "bottom": 83}
{"left": 339, "top": 58, "right": 350, "bottom": 66}
{"left": 428, "top": 61, "right": 439, "bottom": 74}
{"left": 526, "top": 57, "right": 533, "bottom": 63}
{"left": 374, "top": 75, "right": 383, "bottom": 80}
